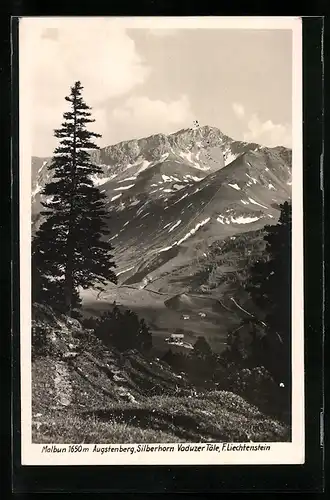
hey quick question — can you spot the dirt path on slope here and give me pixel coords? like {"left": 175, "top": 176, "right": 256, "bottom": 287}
{"left": 54, "top": 361, "right": 73, "bottom": 407}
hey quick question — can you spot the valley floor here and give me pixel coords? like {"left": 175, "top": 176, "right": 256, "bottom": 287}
{"left": 81, "top": 287, "right": 230, "bottom": 356}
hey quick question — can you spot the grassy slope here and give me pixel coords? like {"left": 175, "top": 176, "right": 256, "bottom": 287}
{"left": 32, "top": 304, "right": 289, "bottom": 444}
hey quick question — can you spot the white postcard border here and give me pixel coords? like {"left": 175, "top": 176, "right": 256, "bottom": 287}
{"left": 18, "top": 16, "right": 304, "bottom": 466}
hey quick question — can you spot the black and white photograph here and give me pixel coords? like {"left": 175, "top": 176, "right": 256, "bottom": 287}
{"left": 19, "top": 17, "right": 304, "bottom": 465}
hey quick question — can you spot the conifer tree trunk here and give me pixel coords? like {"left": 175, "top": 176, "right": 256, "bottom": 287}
{"left": 64, "top": 93, "right": 77, "bottom": 316}
{"left": 64, "top": 233, "right": 74, "bottom": 315}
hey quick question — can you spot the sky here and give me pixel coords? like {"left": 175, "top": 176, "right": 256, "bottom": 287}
{"left": 21, "top": 18, "right": 294, "bottom": 157}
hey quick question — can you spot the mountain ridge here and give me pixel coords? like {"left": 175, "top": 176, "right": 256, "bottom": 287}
{"left": 31, "top": 125, "right": 290, "bottom": 199}
{"left": 31, "top": 125, "right": 292, "bottom": 353}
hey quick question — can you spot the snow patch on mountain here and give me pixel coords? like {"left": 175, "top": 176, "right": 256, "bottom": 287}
{"left": 186, "top": 174, "right": 202, "bottom": 182}
{"left": 179, "top": 151, "right": 193, "bottom": 163}
{"left": 117, "top": 266, "right": 135, "bottom": 276}
{"left": 113, "top": 184, "right": 135, "bottom": 191}
{"left": 158, "top": 217, "right": 211, "bottom": 252}
{"left": 177, "top": 217, "right": 211, "bottom": 245}
{"left": 173, "top": 192, "right": 189, "bottom": 204}
{"left": 246, "top": 173, "right": 258, "bottom": 184}
{"left": 179, "top": 151, "right": 207, "bottom": 171}
{"left": 232, "top": 215, "right": 260, "bottom": 224}
{"left": 217, "top": 215, "right": 230, "bottom": 225}
{"left": 223, "top": 149, "right": 238, "bottom": 166}
{"left": 161, "top": 174, "right": 183, "bottom": 183}
{"left": 228, "top": 183, "right": 241, "bottom": 191}
{"left": 91, "top": 174, "right": 117, "bottom": 186}
{"left": 159, "top": 244, "right": 175, "bottom": 253}
{"left": 217, "top": 214, "right": 260, "bottom": 225}
{"left": 248, "top": 197, "right": 268, "bottom": 209}
{"left": 117, "top": 176, "right": 137, "bottom": 183}
{"left": 136, "top": 202, "right": 149, "bottom": 216}
{"left": 32, "top": 184, "right": 42, "bottom": 199}
{"left": 124, "top": 159, "right": 143, "bottom": 170}
{"left": 168, "top": 220, "right": 182, "bottom": 232}
{"left": 38, "top": 160, "right": 48, "bottom": 173}
{"left": 136, "top": 160, "right": 152, "bottom": 174}
{"left": 111, "top": 193, "right": 122, "bottom": 201}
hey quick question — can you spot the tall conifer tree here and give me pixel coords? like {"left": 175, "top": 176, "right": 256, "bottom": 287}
{"left": 246, "top": 201, "right": 292, "bottom": 387}
{"left": 32, "top": 81, "right": 117, "bottom": 316}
